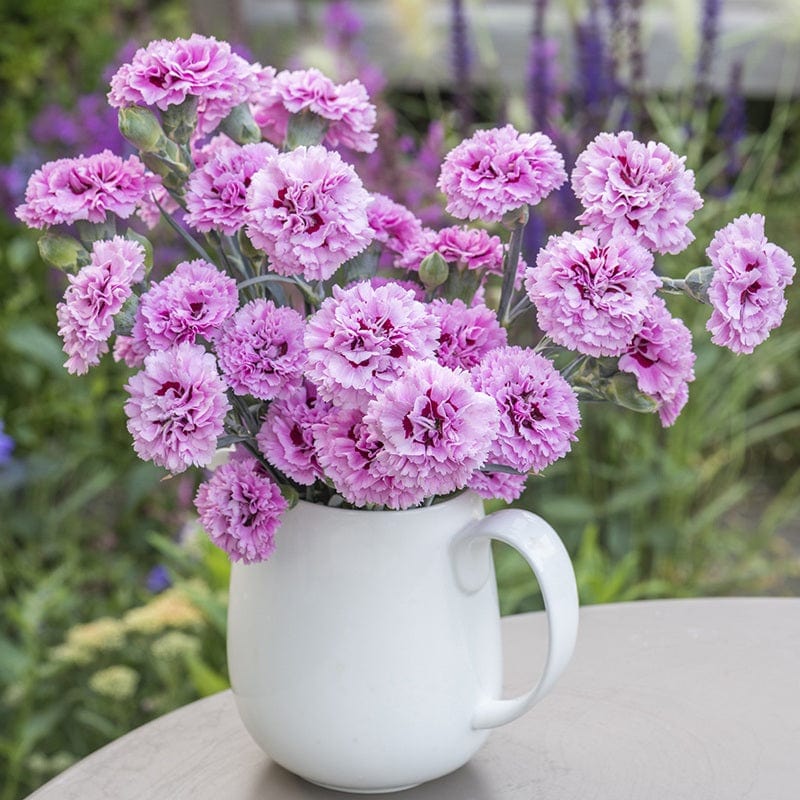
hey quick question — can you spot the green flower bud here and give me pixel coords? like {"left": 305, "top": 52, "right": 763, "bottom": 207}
{"left": 683, "top": 266, "right": 715, "bottom": 305}
{"left": 419, "top": 251, "right": 450, "bottom": 290}
{"left": 219, "top": 103, "right": 262, "bottom": 145}
{"left": 501, "top": 204, "right": 529, "bottom": 229}
{"left": 118, "top": 106, "right": 165, "bottom": 153}
{"left": 285, "top": 111, "right": 329, "bottom": 149}
{"left": 37, "top": 233, "right": 87, "bottom": 272}
{"left": 161, "top": 96, "right": 199, "bottom": 145}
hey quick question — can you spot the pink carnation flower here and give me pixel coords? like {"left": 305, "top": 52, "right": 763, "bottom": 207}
{"left": 124, "top": 342, "right": 230, "bottom": 473}
{"left": 139, "top": 259, "right": 239, "bottom": 350}
{"left": 437, "top": 124, "right": 566, "bottom": 222}
{"left": 472, "top": 346, "right": 580, "bottom": 473}
{"left": 572, "top": 131, "right": 704, "bottom": 255}
{"left": 16, "top": 151, "right": 155, "bottom": 228}
{"left": 525, "top": 231, "right": 660, "bottom": 357}
{"left": 618, "top": 297, "right": 696, "bottom": 427}
{"left": 256, "top": 382, "right": 330, "bottom": 486}
{"left": 56, "top": 237, "right": 146, "bottom": 375}
{"left": 705, "top": 213, "right": 795, "bottom": 354}
{"left": 395, "top": 226, "right": 438, "bottom": 272}
{"left": 468, "top": 469, "right": 528, "bottom": 503}
{"left": 313, "top": 405, "right": 427, "bottom": 509}
{"left": 305, "top": 281, "right": 440, "bottom": 408}
{"left": 367, "top": 193, "right": 425, "bottom": 261}
{"left": 430, "top": 299, "right": 507, "bottom": 371}
{"left": 363, "top": 360, "right": 500, "bottom": 497}
{"left": 215, "top": 299, "right": 307, "bottom": 400}
{"left": 194, "top": 450, "right": 287, "bottom": 563}
{"left": 245, "top": 145, "right": 373, "bottom": 281}
{"left": 108, "top": 34, "right": 259, "bottom": 135}
{"left": 136, "top": 174, "right": 180, "bottom": 230}
{"left": 185, "top": 141, "right": 278, "bottom": 235}
{"left": 251, "top": 67, "right": 377, "bottom": 153}
{"left": 431, "top": 226, "right": 505, "bottom": 273}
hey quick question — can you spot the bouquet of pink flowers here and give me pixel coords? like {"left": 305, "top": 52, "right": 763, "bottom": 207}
{"left": 16, "top": 35, "right": 795, "bottom": 565}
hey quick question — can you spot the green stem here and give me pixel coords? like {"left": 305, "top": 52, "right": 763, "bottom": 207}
{"left": 498, "top": 221, "right": 525, "bottom": 326}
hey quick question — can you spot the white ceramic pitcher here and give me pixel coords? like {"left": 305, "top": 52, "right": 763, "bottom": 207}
{"left": 227, "top": 490, "right": 578, "bottom": 793}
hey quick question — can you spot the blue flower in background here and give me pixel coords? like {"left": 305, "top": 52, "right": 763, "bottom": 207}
{"left": 0, "top": 421, "right": 14, "bottom": 465}
{"left": 146, "top": 564, "right": 172, "bottom": 594}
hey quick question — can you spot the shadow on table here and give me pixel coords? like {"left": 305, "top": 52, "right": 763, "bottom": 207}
{"left": 247, "top": 759, "right": 495, "bottom": 799}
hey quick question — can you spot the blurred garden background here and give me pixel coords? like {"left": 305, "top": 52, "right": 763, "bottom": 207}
{"left": 1, "top": 1, "right": 799, "bottom": 797}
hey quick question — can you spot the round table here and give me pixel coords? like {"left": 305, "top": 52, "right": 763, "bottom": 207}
{"left": 27, "top": 597, "right": 800, "bottom": 799}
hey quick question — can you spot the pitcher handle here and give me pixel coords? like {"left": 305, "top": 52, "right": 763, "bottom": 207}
{"left": 451, "top": 508, "right": 579, "bottom": 730}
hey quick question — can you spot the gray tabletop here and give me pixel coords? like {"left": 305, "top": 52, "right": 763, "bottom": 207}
{"left": 28, "top": 597, "right": 800, "bottom": 799}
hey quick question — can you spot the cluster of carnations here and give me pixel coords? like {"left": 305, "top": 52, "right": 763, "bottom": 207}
{"left": 16, "top": 35, "right": 795, "bottom": 564}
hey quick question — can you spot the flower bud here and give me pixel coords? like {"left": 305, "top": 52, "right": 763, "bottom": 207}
{"left": 285, "top": 111, "right": 329, "bottom": 149}
{"left": 37, "top": 233, "right": 87, "bottom": 272}
{"left": 161, "top": 96, "right": 198, "bottom": 145}
{"left": 683, "top": 266, "right": 715, "bottom": 304}
{"left": 118, "top": 106, "right": 165, "bottom": 153}
{"left": 419, "top": 251, "right": 449, "bottom": 290}
{"left": 219, "top": 103, "right": 262, "bottom": 145}
{"left": 501, "top": 204, "right": 530, "bottom": 229}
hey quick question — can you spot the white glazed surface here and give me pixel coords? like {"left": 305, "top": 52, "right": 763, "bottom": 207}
{"left": 227, "top": 491, "right": 578, "bottom": 793}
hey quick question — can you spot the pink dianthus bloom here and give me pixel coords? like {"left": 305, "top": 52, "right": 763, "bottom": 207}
{"left": 124, "top": 342, "right": 230, "bottom": 473}
{"left": 216, "top": 299, "right": 306, "bottom": 400}
{"left": 367, "top": 193, "right": 425, "bottom": 261}
{"left": 395, "top": 226, "right": 438, "bottom": 272}
{"left": 468, "top": 469, "right": 528, "bottom": 503}
{"left": 108, "top": 34, "right": 259, "bottom": 135}
{"left": 472, "top": 346, "right": 580, "bottom": 473}
{"left": 56, "top": 237, "right": 146, "bottom": 375}
{"left": 139, "top": 259, "right": 238, "bottom": 350}
{"left": 245, "top": 145, "right": 373, "bottom": 281}
{"left": 705, "top": 213, "right": 795, "bottom": 354}
{"left": 251, "top": 67, "right": 377, "bottom": 153}
{"left": 437, "top": 124, "right": 566, "bottom": 222}
{"left": 256, "top": 382, "right": 330, "bottom": 486}
{"left": 525, "top": 230, "right": 660, "bottom": 357}
{"left": 194, "top": 450, "right": 287, "bottom": 563}
{"left": 363, "top": 360, "right": 500, "bottom": 497}
{"left": 430, "top": 226, "right": 505, "bottom": 273}
{"left": 430, "top": 299, "right": 507, "bottom": 371}
{"left": 305, "top": 281, "right": 440, "bottom": 408}
{"left": 185, "top": 141, "right": 278, "bottom": 235}
{"left": 572, "top": 131, "right": 703, "bottom": 255}
{"left": 136, "top": 174, "right": 180, "bottom": 230}
{"left": 16, "top": 151, "right": 156, "bottom": 228}
{"left": 313, "top": 405, "right": 427, "bottom": 509}
{"left": 618, "top": 297, "right": 696, "bottom": 427}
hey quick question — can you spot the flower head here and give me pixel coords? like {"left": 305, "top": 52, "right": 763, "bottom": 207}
{"left": 437, "top": 124, "right": 566, "bottom": 221}
{"left": 572, "top": 131, "right": 703, "bottom": 254}
{"left": 468, "top": 469, "right": 528, "bottom": 503}
{"left": 367, "top": 193, "right": 425, "bottom": 261}
{"left": 108, "top": 34, "right": 258, "bottom": 135}
{"left": 305, "top": 281, "right": 440, "bottom": 408}
{"left": 313, "top": 405, "right": 427, "bottom": 509}
{"left": 16, "top": 151, "right": 155, "bottom": 228}
{"left": 430, "top": 299, "right": 507, "bottom": 370}
{"left": 216, "top": 298, "right": 307, "bottom": 400}
{"left": 257, "top": 382, "right": 330, "bottom": 485}
{"left": 124, "top": 342, "right": 230, "bottom": 473}
{"left": 705, "top": 213, "right": 795, "bottom": 354}
{"left": 139, "top": 259, "right": 239, "bottom": 350}
{"left": 194, "top": 450, "right": 287, "bottom": 563}
{"left": 618, "top": 297, "right": 696, "bottom": 426}
{"left": 363, "top": 360, "right": 500, "bottom": 497}
{"left": 245, "top": 145, "right": 373, "bottom": 281}
{"left": 251, "top": 67, "right": 377, "bottom": 153}
{"left": 185, "top": 141, "right": 278, "bottom": 235}
{"left": 430, "top": 226, "right": 505, "bottom": 273}
{"left": 56, "top": 237, "right": 146, "bottom": 374}
{"left": 525, "top": 230, "right": 660, "bottom": 357}
{"left": 472, "top": 346, "right": 580, "bottom": 473}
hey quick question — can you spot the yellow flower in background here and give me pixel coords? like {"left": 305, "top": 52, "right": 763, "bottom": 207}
{"left": 88, "top": 665, "right": 140, "bottom": 700}
{"left": 65, "top": 617, "right": 126, "bottom": 653}
{"left": 389, "top": 0, "right": 439, "bottom": 61}
{"left": 151, "top": 630, "right": 201, "bottom": 661}
{"left": 123, "top": 588, "right": 204, "bottom": 635}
